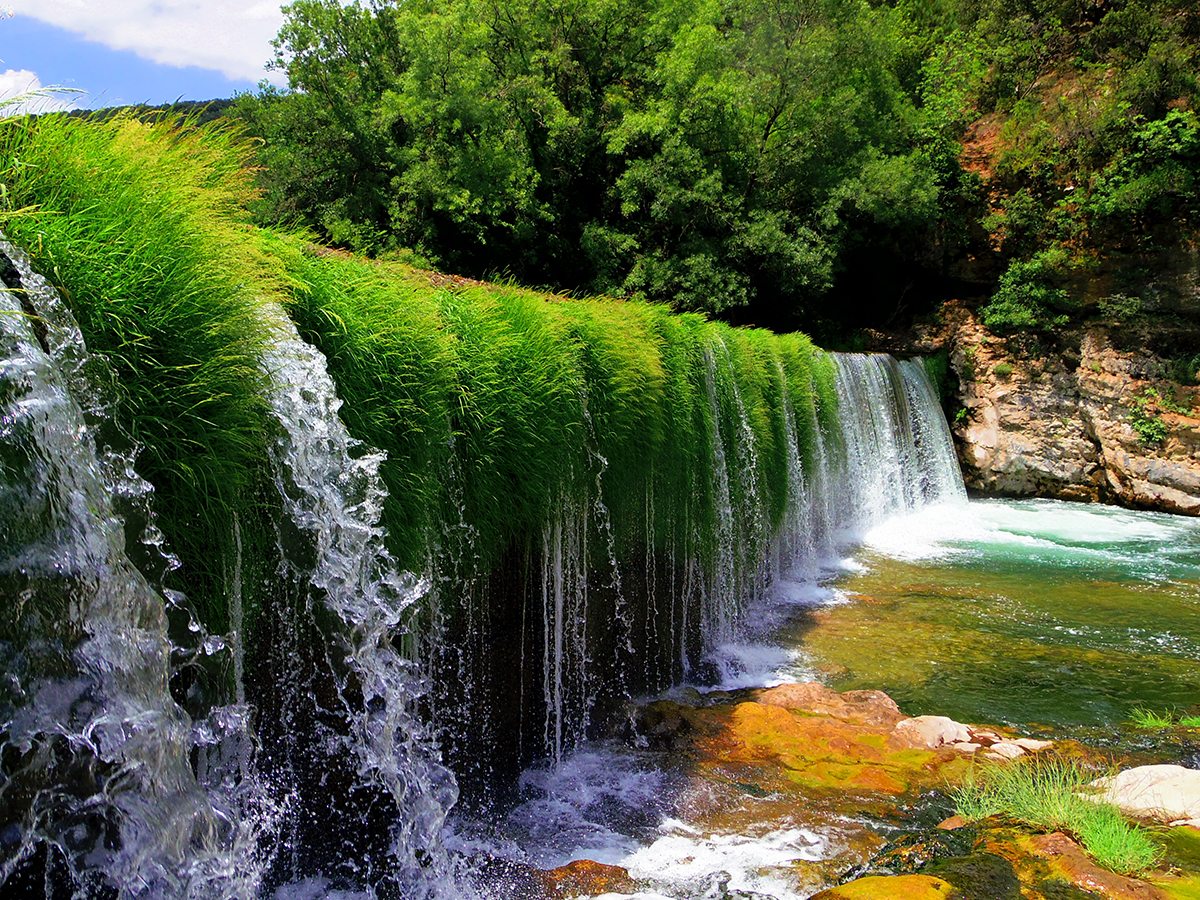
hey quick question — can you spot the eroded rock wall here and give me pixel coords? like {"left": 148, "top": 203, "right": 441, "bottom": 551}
{"left": 938, "top": 303, "right": 1200, "bottom": 515}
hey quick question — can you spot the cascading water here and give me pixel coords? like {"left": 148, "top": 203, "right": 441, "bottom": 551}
{"left": 829, "top": 353, "right": 966, "bottom": 535}
{"left": 0, "top": 225, "right": 966, "bottom": 897}
{"left": 0, "top": 241, "right": 276, "bottom": 897}
{"left": 253, "top": 310, "right": 460, "bottom": 895}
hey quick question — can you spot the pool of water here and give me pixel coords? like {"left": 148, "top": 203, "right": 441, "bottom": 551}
{"left": 797, "top": 498, "right": 1200, "bottom": 733}
{"left": 468, "top": 498, "right": 1200, "bottom": 898}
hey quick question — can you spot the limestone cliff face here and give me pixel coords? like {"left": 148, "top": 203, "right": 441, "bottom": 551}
{"left": 938, "top": 304, "right": 1200, "bottom": 515}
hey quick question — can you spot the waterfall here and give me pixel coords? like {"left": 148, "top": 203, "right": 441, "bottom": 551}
{"left": 0, "top": 228, "right": 965, "bottom": 893}
{"left": 829, "top": 353, "right": 966, "bottom": 536}
{"left": 254, "top": 310, "right": 460, "bottom": 894}
{"left": 0, "top": 241, "right": 276, "bottom": 897}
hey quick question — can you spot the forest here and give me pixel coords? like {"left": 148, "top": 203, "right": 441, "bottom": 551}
{"left": 230, "top": 0, "right": 1200, "bottom": 338}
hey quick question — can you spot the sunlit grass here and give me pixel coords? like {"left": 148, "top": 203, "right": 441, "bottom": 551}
{"left": 1129, "top": 707, "right": 1176, "bottom": 730}
{"left": 0, "top": 112, "right": 286, "bottom": 630}
{"left": 954, "top": 758, "right": 1163, "bottom": 875}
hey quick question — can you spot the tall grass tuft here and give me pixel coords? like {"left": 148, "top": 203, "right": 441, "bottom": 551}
{"left": 0, "top": 112, "right": 287, "bottom": 631}
{"left": 953, "top": 758, "right": 1163, "bottom": 875}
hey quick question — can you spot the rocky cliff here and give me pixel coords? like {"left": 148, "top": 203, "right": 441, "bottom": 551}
{"left": 927, "top": 303, "right": 1200, "bottom": 516}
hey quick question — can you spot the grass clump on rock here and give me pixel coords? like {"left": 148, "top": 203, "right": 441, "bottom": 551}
{"left": 953, "top": 757, "right": 1162, "bottom": 875}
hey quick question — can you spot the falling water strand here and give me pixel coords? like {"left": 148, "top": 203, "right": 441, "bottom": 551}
{"left": 0, "top": 240, "right": 274, "bottom": 898}
{"left": 257, "top": 309, "right": 460, "bottom": 895}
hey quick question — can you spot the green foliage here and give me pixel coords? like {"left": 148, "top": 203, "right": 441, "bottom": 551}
{"left": 981, "top": 250, "right": 1073, "bottom": 333}
{"left": 992, "top": 361, "right": 1014, "bottom": 378}
{"left": 0, "top": 113, "right": 284, "bottom": 630}
{"left": 954, "top": 758, "right": 1163, "bottom": 875}
{"left": 1167, "top": 353, "right": 1200, "bottom": 386}
{"left": 920, "top": 351, "right": 950, "bottom": 401}
{"left": 1097, "top": 292, "right": 1144, "bottom": 323}
{"left": 1127, "top": 386, "right": 1188, "bottom": 446}
{"left": 1128, "top": 707, "right": 1175, "bottom": 729}
{"left": 232, "top": 0, "right": 968, "bottom": 322}
{"left": 1181, "top": 715, "right": 1200, "bottom": 728}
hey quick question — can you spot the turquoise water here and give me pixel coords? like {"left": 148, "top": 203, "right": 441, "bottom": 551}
{"left": 800, "top": 498, "right": 1200, "bottom": 732}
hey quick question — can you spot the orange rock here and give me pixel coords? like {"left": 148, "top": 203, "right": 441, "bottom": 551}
{"left": 937, "top": 815, "right": 968, "bottom": 830}
{"left": 810, "top": 873, "right": 957, "bottom": 898}
{"left": 537, "top": 859, "right": 636, "bottom": 899}
{"left": 1026, "top": 832, "right": 1166, "bottom": 899}
{"left": 755, "top": 681, "right": 906, "bottom": 728}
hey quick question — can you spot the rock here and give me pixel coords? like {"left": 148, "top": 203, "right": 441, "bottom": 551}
{"left": 1089, "top": 765, "right": 1200, "bottom": 824}
{"left": 811, "top": 873, "right": 957, "bottom": 898}
{"left": 951, "top": 742, "right": 982, "bottom": 754}
{"left": 1025, "top": 832, "right": 1166, "bottom": 898}
{"left": 937, "top": 816, "right": 968, "bottom": 831}
{"left": 1011, "top": 737, "right": 1053, "bottom": 753}
{"left": 537, "top": 859, "right": 636, "bottom": 899}
{"left": 981, "top": 741, "right": 1025, "bottom": 761}
{"left": 893, "top": 716, "right": 974, "bottom": 749}
{"left": 936, "top": 303, "right": 1200, "bottom": 516}
{"left": 756, "top": 681, "right": 906, "bottom": 727}
{"left": 967, "top": 728, "right": 1003, "bottom": 747}
{"left": 924, "top": 851, "right": 1022, "bottom": 899}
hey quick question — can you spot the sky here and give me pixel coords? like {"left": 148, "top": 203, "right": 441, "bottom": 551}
{"left": 0, "top": 1, "right": 287, "bottom": 113}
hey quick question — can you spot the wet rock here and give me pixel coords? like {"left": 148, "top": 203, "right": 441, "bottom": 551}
{"left": 537, "top": 859, "right": 636, "bottom": 898}
{"left": 811, "top": 873, "right": 957, "bottom": 898}
{"left": 894, "top": 716, "right": 974, "bottom": 749}
{"left": 635, "top": 699, "right": 695, "bottom": 749}
{"left": 756, "top": 682, "right": 905, "bottom": 728}
{"left": 981, "top": 741, "right": 1026, "bottom": 761}
{"left": 1089, "top": 764, "right": 1200, "bottom": 824}
{"left": 937, "top": 816, "right": 968, "bottom": 831}
{"left": 967, "top": 728, "right": 1003, "bottom": 747}
{"left": 1012, "top": 737, "right": 1053, "bottom": 753}
{"left": 924, "top": 851, "right": 1022, "bottom": 899}
{"left": 866, "top": 827, "right": 979, "bottom": 875}
{"left": 1025, "top": 832, "right": 1167, "bottom": 899}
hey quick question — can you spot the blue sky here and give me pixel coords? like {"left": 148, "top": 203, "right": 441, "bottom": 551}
{"left": 0, "top": 2, "right": 286, "bottom": 112}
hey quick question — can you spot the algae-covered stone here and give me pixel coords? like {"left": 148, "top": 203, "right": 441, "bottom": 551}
{"left": 811, "top": 873, "right": 957, "bottom": 898}
{"left": 925, "top": 852, "right": 1021, "bottom": 899}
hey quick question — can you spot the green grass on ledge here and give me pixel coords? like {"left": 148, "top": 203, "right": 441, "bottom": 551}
{"left": 953, "top": 757, "right": 1163, "bottom": 876}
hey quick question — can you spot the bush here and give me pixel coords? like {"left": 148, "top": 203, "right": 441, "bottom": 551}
{"left": 992, "top": 361, "right": 1014, "bottom": 378}
{"left": 980, "top": 250, "right": 1073, "bottom": 333}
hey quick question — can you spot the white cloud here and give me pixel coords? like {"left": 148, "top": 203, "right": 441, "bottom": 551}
{"left": 0, "top": 68, "right": 78, "bottom": 115}
{"left": 9, "top": 1, "right": 287, "bottom": 85}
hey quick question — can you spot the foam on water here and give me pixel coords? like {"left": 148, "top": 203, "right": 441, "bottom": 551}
{"left": 862, "top": 497, "right": 1200, "bottom": 581}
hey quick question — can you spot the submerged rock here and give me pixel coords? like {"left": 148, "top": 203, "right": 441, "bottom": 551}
{"left": 756, "top": 682, "right": 905, "bottom": 728}
{"left": 1089, "top": 764, "right": 1200, "bottom": 825}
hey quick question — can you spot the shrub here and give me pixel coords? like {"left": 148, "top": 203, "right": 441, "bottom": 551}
{"left": 993, "top": 362, "right": 1014, "bottom": 378}
{"left": 980, "top": 249, "right": 1074, "bottom": 333}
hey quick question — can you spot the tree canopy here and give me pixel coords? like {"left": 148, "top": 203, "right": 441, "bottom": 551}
{"left": 233, "top": 0, "right": 1200, "bottom": 333}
